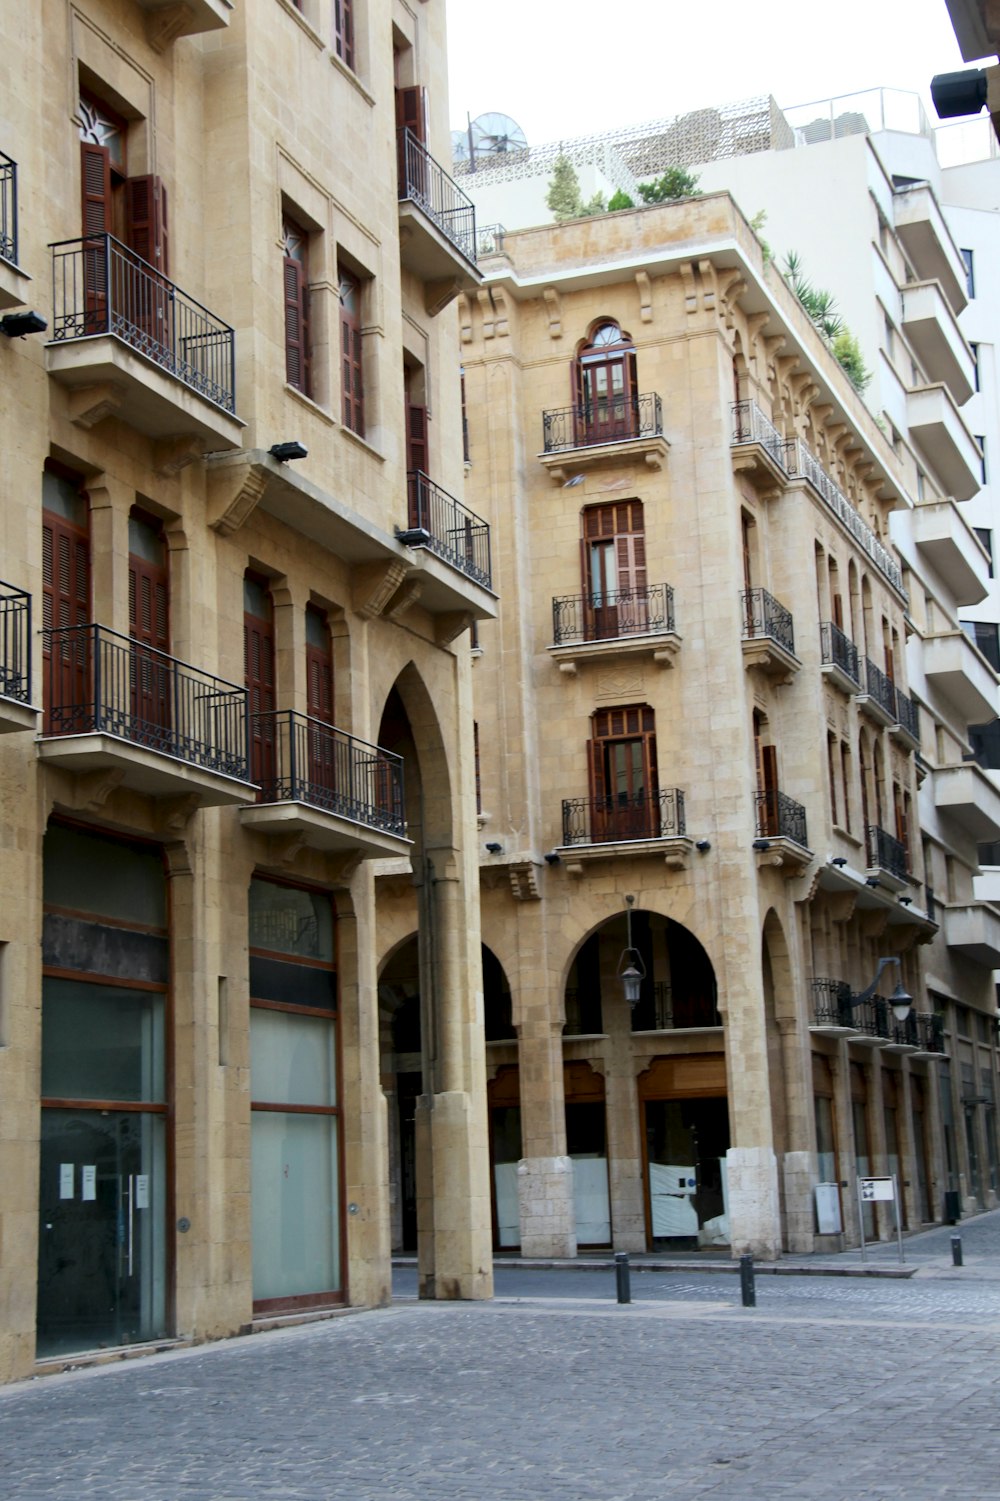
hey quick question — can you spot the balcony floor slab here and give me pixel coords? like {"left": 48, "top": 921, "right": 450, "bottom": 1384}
{"left": 240, "top": 800, "right": 411, "bottom": 858}
{"left": 38, "top": 733, "right": 256, "bottom": 805}
{"left": 0, "top": 697, "right": 39, "bottom": 734}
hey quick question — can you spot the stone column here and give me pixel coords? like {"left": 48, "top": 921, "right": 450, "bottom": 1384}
{"left": 778, "top": 1017, "right": 816, "bottom": 1252}
{"left": 721, "top": 966, "right": 781, "bottom": 1259}
{"left": 516, "top": 1017, "right": 575, "bottom": 1258}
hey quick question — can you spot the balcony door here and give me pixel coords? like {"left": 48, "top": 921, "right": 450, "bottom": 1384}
{"left": 42, "top": 467, "right": 91, "bottom": 736}
{"left": 305, "top": 605, "right": 336, "bottom": 807}
{"left": 244, "top": 575, "right": 275, "bottom": 791}
{"left": 754, "top": 713, "right": 779, "bottom": 837}
{"left": 588, "top": 705, "right": 658, "bottom": 842}
{"left": 129, "top": 510, "right": 170, "bottom": 749}
{"left": 405, "top": 369, "right": 429, "bottom": 530}
{"left": 582, "top": 500, "right": 646, "bottom": 639}
{"left": 573, "top": 322, "right": 637, "bottom": 447}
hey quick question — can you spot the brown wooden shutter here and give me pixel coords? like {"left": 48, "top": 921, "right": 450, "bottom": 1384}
{"left": 81, "top": 142, "right": 112, "bottom": 237}
{"left": 306, "top": 632, "right": 333, "bottom": 725}
{"left": 244, "top": 586, "right": 276, "bottom": 788}
{"left": 42, "top": 508, "right": 90, "bottom": 732}
{"left": 760, "top": 743, "right": 779, "bottom": 836}
{"left": 129, "top": 542, "right": 170, "bottom": 738}
{"left": 395, "top": 86, "right": 427, "bottom": 143}
{"left": 125, "top": 175, "right": 169, "bottom": 275}
{"left": 284, "top": 256, "right": 311, "bottom": 396}
{"left": 406, "top": 401, "right": 428, "bottom": 475}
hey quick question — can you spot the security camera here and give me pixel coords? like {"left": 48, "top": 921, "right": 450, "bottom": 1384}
{"left": 695, "top": 839, "right": 711, "bottom": 852}
{"left": 485, "top": 841, "right": 503, "bottom": 854}
{"left": 544, "top": 851, "right": 561, "bottom": 865}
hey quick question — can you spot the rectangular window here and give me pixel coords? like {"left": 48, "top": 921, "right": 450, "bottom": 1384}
{"left": 338, "top": 265, "right": 364, "bottom": 436}
{"left": 282, "top": 214, "right": 311, "bottom": 397}
{"left": 333, "top": 0, "right": 354, "bottom": 69}
{"left": 975, "top": 528, "right": 994, "bottom": 576}
{"left": 971, "top": 342, "right": 980, "bottom": 392}
{"left": 975, "top": 436, "right": 987, "bottom": 485}
{"left": 961, "top": 248, "right": 975, "bottom": 299}
{"left": 961, "top": 619, "right": 1000, "bottom": 672}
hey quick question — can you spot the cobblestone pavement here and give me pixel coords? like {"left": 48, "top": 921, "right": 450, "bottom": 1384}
{"left": 4, "top": 1274, "right": 1000, "bottom": 1501}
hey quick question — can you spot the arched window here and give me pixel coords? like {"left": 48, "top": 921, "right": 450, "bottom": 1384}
{"left": 573, "top": 321, "right": 638, "bottom": 446}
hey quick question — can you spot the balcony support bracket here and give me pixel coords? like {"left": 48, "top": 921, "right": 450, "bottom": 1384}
{"left": 208, "top": 460, "right": 271, "bottom": 537}
{"left": 156, "top": 793, "right": 202, "bottom": 837}
{"left": 154, "top": 434, "right": 204, "bottom": 477}
{"left": 145, "top": 3, "right": 196, "bottom": 51}
{"left": 425, "top": 277, "right": 463, "bottom": 318}
{"left": 67, "top": 381, "right": 124, "bottom": 431}
{"left": 435, "top": 610, "right": 474, "bottom": 647}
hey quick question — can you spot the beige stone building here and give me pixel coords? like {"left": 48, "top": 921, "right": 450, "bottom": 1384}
{"left": 0, "top": 0, "right": 495, "bottom": 1383}
{"left": 458, "top": 195, "right": 996, "bottom": 1262}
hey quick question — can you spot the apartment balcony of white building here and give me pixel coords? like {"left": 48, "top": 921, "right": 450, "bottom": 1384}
{"left": 557, "top": 787, "right": 692, "bottom": 871}
{"left": 855, "top": 656, "right": 897, "bottom": 729}
{"left": 907, "top": 383, "right": 982, "bottom": 501}
{"left": 45, "top": 234, "right": 243, "bottom": 451}
{"left": 901, "top": 281, "right": 976, "bottom": 404}
{"left": 0, "top": 580, "right": 38, "bottom": 734}
{"left": 729, "top": 400, "right": 788, "bottom": 494}
{"left": 240, "top": 712, "right": 412, "bottom": 859}
{"left": 38, "top": 623, "right": 257, "bottom": 807}
{"left": 893, "top": 183, "right": 969, "bottom": 315}
{"left": 396, "top": 130, "right": 481, "bottom": 314}
{"left": 548, "top": 582, "right": 681, "bottom": 671}
{"left": 539, "top": 393, "right": 669, "bottom": 480}
{"left": 934, "top": 762, "right": 1000, "bottom": 841}
{"left": 740, "top": 587, "right": 800, "bottom": 680}
{"left": 941, "top": 899, "right": 1000, "bottom": 966}
{"left": 922, "top": 627, "right": 999, "bottom": 723}
{"left": 820, "top": 620, "right": 862, "bottom": 694}
{"left": 133, "top": 0, "right": 231, "bottom": 47}
{"left": 912, "top": 497, "right": 990, "bottom": 607}
{"left": 0, "top": 151, "right": 32, "bottom": 312}
{"left": 754, "top": 788, "right": 812, "bottom": 872}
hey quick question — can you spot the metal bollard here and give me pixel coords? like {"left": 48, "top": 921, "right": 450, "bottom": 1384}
{"left": 615, "top": 1251, "right": 631, "bottom": 1304}
{"left": 739, "top": 1253, "right": 756, "bottom": 1308}
{"left": 951, "top": 1234, "right": 964, "bottom": 1267}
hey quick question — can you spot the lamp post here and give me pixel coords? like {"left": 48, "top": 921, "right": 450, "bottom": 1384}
{"left": 848, "top": 956, "right": 913, "bottom": 1023}
{"left": 616, "top": 894, "right": 646, "bottom": 1007}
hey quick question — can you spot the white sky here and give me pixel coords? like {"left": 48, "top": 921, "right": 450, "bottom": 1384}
{"left": 447, "top": 0, "right": 969, "bottom": 148}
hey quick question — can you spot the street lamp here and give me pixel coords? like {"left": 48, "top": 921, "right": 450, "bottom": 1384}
{"left": 616, "top": 894, "right": 646, "bottom": 1007}
{"left": 849, "top": 956, "right": 913, "bottom": 1023}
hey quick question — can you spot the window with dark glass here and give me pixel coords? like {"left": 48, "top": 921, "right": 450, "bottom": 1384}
{"left": 975, "top": 528, "right": 994, "bottom": 577}
{"left": 333, "top": 0, "right": 354, "bottom": 68}
{"left": 282, "top": 214, "right": 311, "bottom": 396}
{"left": 961, "top": 619, "right": 1000, "bottom": 672}
{"left": 338, "top": 265, "right": 363, "bottom": 435}
{"left": 587, "top": 704, "right": 657, "bottom": 841}
{"left": 961, "top": 248, "right": 975, "bottom": 299}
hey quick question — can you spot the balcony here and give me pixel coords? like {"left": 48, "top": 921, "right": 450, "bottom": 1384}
{"left": 893, "top": 183, "right": 968, "bottom": 315}
{"left": 46, "top": 235, "right": 242, "bottom": 449}
{"left": 783, "top": 440, "right": 905, "bottom": 597}
{"left": 941, "top": 900, "right": 1000, "bottom": 966}
{"left": 740, "top": 587, "right": 799, "bottom": 678}
{"left": 856, "top": 656, "right": 897, "bottom": 728}
{"left": 810, "top": 978, "right": 858, "bottom": 1038}
{"left": 549, "top": 583, "right": 680, "bottom": 670}
{"left": 923, "top": 629, "right": 999, "bottom": 722}
{"left": 630, "top": 980, "right": 721, "bottom": 1033}
{"left": 906, "top": 384, "right": 982, "bottom": 502}
{"left": 396, "top": 129, "right": 480, "bottom": 312}
{"left": 911, "top": 499, "right": 989, "bottom": 607}
{"left": 820, "top": 620, "right": 861, "bottom": 694}
{"left": 911, "top": 1012, "right": 947, "bottom": 1059}
{"left": 891, "top": 685, "right": 920, "bottom": 752}
{"left": 558, "top": 788, "right": 691, "bottom": 869}
{"left": 934, "top": 762, "right": 1000, "bottom": 841}
{"left": 0, "top": 151, "right": 29, "bottom": 311}
{"left": 865, "top": 823, "right": 909, "bottom": 890}
{"left": 400, "top": 470, "right": 491, "bottom": 590}
{"left": 38, "top": 624, "right": 254, "bottom": 805}
{"left": 0, "top": 581, "right": 37, "bottom": 733}
{"left": 240, "top": 712, "right": 411, "bottom": 859}
{"left": 754, "top": 789, "right": 810, "bottom": 870}
{"left": 539, "top": 393, "right": 669, "bottom": 479}
{"left": 133, "top": 0, "right": 231, "bottom": 46}
{"left": 730, "top": 399, "right": 788, "bottom": 491}
{"left": 901, "top": 281, "right": 975, "bottom": 404}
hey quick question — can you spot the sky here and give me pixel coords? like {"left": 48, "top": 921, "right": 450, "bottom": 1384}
{"left": 447, "top": 0, "right": 969, "bottom": 150}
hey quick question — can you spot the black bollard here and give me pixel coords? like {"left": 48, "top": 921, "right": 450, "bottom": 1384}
{"left": 739, "top": 1253, "right": 756, "bottom": 1307}
{"left": 615, "top": 1251, "right": 631, "bottom": 1304}
{"left": 951, "top": 1234, "right": 964, "bottom": 1267}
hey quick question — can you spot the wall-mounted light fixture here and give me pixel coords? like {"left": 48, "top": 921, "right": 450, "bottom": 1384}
{"left": 695, "top": 839, "right": 711, "bottom": 852}
{"left": 269, "top": 441, "right": 308, "bottom": 462}
{"left": 752, "top": 838, "right": 771, "bottom": 852}
{"left": 831, "top": 857, "right": 848, "bottom": 868}
{"left": 1, "top": 310, "right": 47, "bottom": 337}
{"left": 485, "top": 841, "right": 503, "bottom": 855}
{"left": 544, "top": 851, "right": 561, "bottom": 865}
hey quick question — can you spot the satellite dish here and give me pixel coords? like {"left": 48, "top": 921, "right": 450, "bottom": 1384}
{"left": 469, "top": 112, "right": 528, "bottom": 157}
{"left": 451, "top": 129, "right": 471, "bottom": 165}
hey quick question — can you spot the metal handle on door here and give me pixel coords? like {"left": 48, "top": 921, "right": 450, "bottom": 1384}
{"left": 127, "top": 1175, "right": 134, "bottom": 1277}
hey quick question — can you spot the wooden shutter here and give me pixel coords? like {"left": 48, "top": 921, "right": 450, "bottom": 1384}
{"left": 125, "top": 175, "right": 169, "bottom": 275}
{"left": 395, "top": 85, "right": 427, "bottom": 143}
{"left": 244, "top": 588, "right": 276, "bottom": 788}
{"left": 42, "top": 508, "right": 90, "bottom": 732}
{"left": 760, "top": 743, "right": 779, "bottom": 836}
{"left": 81, "top": 142, "right": 112, "bottom": 236}
{"left": 306, "top": 622, "right": 333, "bottom": 725}
{"left": 283, "top": 255, "right": 311, "bottom": 396}
{"left": 129, "top": 534, "right": 170, "bottom": 739}
{"left": 340, "top": 271, "right": 364, "bottom": 436}
{"left": 406, "top": 401, "right": 428, "bottom": 474}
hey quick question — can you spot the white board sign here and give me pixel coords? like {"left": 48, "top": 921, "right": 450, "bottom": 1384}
{"left": 860, "top": 1176, "right": 895, "bottom": 1202}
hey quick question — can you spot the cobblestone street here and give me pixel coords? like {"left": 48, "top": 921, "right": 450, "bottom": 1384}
{"left": 4, "top": 1258, "right": 1000, "bottom": 1501}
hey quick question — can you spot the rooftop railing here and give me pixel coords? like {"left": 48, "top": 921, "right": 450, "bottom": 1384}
{"left": 542, "top": 391, "right": 663, "bottom": 453}
{"left": 866, "top": 822, "right": 908, "bottom": 881}
{"left": 49, "top": 234, "right": 236, "bottom": 413}
{"left": 402, "top": 470, "right": 492, "bottom": 589}
{"left": 0, "top": 582, "right": 30, "bottom": 703}
{"left": 0, "top": 152, "right": 16, "bottom": 265}
{"left": 42, "top": 623, "right": 248, "bottom": 780}
{"left": 741, "top": 586, "right": 795, "bottom": 656}
{"left": 755, "top": 788, "right": 808, "bottom": 847}
{"left": 820, "top": 620, "right": 861, "bottom": 687}
{"left": 552, "top": 582, "right": 674, "bottom": 645}
{"left": 251, "top": 711, "right": 405, "bottom": 837}
{"left": 561, "top": 787, "right": 685, "bottom": 846}
{"left": 397, "top": 128, "right": 478, "bottom": 265}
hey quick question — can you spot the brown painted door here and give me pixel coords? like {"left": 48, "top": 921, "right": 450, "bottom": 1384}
{"left": 583, "top": 501, "right": 646, "bottom": 638}
{"left": 406, "top": 401, "right": 429, "bottom": 528}
{"left": 81, "top": 142, "right": 112, "bottom": 334}
{"left": 589, "top": 706, "right": 657, "bottom": 842}
{"left": 305, "top": 608, "right": 335, "bottom": 802}
{"left": 129, "top": 516, "right": 170, "bottom": 745}
{"left": 42, "top": 508, "right": 91, "bottom": 734}
{"left": 123, "top": 175, "right": 171, "bottom": 350}
{"left": 244, "top": 579, "right": 276, "bottom": 790}
{"left": 395, "top": 85, "right": 427, "bottom": 193}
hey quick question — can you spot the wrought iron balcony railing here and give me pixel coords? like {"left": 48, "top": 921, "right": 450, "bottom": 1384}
{"left": 561, "top": 787, "right": 685, "bottom": 846}
{"left": 562, "top": 986, "right": 604, "bottom": 1036}
{"left": 542, "top": 391, "right": 663, "bottom": 454}
{"left": 0, "top": 152, "right": 16, "bottom": 265}
{"left": 755, "top": 788, "right": 808, "bottom": 847}
{"left": 852, "top": 995, "right": 892, "bottom": 1042}
{"left": 42, "top": 623, "right": 248, "bottom": 780}
{"left": 0, "top": 581, "right": 30, "bottom": 703}
{"left": 811, "top": 977, "right": 854, "bottom": 1028}
{"left": 866, "top": 823, "right": 909, "bottom": 881}
{"left": 49, "top": 234, "right": 236, "bottom": 413}
{"left": 630, "top": 980, "right": 721, "bottom": 1032}
{"left": 894, "top": 685, "right": 919, "bottom": 741}
{"left": 730, "top": 399, "right": 785, "bottom": 468}
{"left": 251, "top": 711, "right": 405, "bottom": 837}
{"left": 917, "top": 1012, "right": 946, "bottom": 1054}
{"left": 397, "top": 128, "right": 477, "bottom": 265}
{"left": 859, "top": 656, "right": 897, "bottom": 718}
{"left": 476, "top": 223, "right": 506, "bottom": 257}
{"left": 552, "top": 582, "right": 674, "bottom": 645}
{"left": 820, "top": 620, "right": 861, "bottom": 686}
{"left": 402, "top": 470, "right": 491, "bottom": 589}
{"left": 783, "top": 439, "right": 905, "bottom": 598}
{"left": 741, "top": 587, "right": 795, "bottom": 656}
